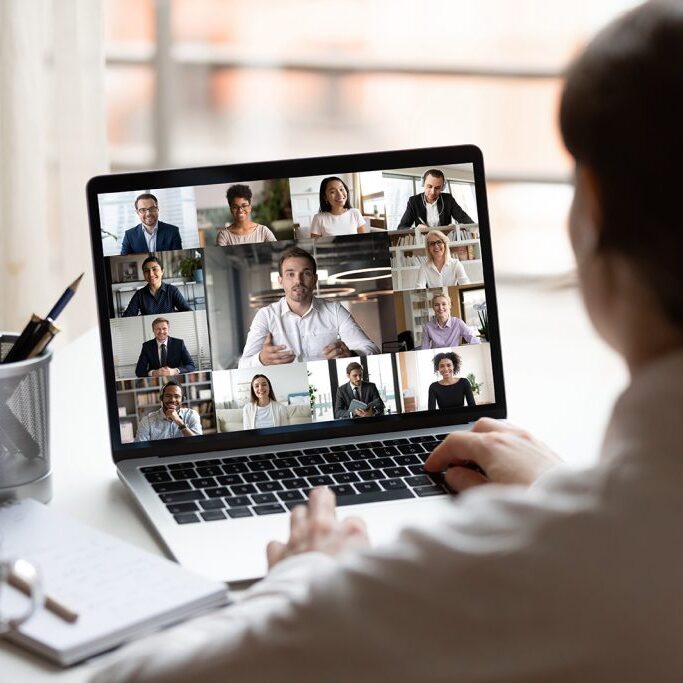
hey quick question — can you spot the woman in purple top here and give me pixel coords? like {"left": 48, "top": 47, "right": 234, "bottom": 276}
{"left": 421, "top": 293, "right": 480, "bottom": 349}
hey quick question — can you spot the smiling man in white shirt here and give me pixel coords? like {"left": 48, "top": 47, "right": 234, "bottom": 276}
{"left": 238, "top": 246, "right": 380, "bottom": 368}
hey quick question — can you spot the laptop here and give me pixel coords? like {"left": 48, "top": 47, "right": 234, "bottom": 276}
{"left": 87, "top": 145, "right": 506, "bottom": 583}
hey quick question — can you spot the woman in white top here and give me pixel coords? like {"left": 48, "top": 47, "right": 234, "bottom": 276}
{"left": 414, "top": 229, "right": 470, "bottom": 288}
{"left": 242, "top": 374, "right": 291, "bottom": 430}
{"left": 310, "top": 177, "right": 367, "bottom": 237}
{"left": 216, "top": 184, "right": 277, "bottom": 246}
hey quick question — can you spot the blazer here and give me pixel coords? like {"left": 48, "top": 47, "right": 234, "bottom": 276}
{"left": 242, "top": 401, "right": 291, "bottom": 430}
{"left": 134, "top": 336, "right": 196, "bottom": 378}
{"left": 120, "top": 221, "right": 183, "bottom": 255}
{"left": 397, "top": 193, "right": 473, "bottom": 228}
{"left": 333, "top": 381, "right": 385, "bottom": 420}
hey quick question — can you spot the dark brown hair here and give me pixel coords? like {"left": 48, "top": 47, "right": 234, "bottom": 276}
{"left": 250, "top": 374, "right": 276, "bottom": 403}
{"left": 560, "top": 0, "right": 683, "bottom": 327}
{"left": 433, "top": 351, "right": 461, "bottom": 374}
{"left": 318, "top": 176, "right": 352, "bottom": 212}
{"left": 135, "top": 193, "right": 158, "bottom": 210}
{"left": 278, "top": 246, "right": 317, "bottom": 276}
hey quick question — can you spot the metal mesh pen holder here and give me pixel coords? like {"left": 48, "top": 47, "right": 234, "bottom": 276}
{"left": 0, "top": 333, "right": 52, "bottom": 503}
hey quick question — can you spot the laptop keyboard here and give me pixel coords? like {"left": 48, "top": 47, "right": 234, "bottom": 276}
{"left": 140, "top": 435, "right": 451, "bottom": 525}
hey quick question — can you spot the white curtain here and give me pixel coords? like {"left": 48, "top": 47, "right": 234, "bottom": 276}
{"left": 0, "top": 0, "right": 108, "bottom": 344}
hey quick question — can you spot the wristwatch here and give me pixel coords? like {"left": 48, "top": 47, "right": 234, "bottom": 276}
{"left": 177, "top": 422, "right": 188, "bottom": 431}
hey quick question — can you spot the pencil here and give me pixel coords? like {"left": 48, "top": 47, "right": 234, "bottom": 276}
{"left": 8, "top": 568, "right": 79, "bottom": 624}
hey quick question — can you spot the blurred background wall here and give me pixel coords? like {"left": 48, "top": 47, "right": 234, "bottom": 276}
{"left": 0, "top": 0, "right": 640, "bottom": 345}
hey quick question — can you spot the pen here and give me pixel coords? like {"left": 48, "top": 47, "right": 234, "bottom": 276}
{"left": 2, "top": 273, "right": 83, "bottom": 364}
{"left": 8, "top": 561, "right": 79, "bottom": 624}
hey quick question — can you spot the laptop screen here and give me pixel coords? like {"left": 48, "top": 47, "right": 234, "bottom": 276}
{"left": 87, "top": 146, "right": 506, "bottom": 461}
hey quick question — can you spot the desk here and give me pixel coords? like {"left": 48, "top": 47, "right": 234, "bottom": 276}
{"left": 0, "top": 280, "right": 628, "bottom": 681}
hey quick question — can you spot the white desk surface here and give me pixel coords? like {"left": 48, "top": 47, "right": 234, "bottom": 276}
{"left": 0, "top": 280, "right": 628, "bottom": 681}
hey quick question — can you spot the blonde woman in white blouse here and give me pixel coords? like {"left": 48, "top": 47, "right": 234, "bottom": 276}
{"left": 414, "top": 229, "right": 470, "bottom": 288}
{"left": 242, "top": 374, "right": 290, "bottom": 430}
{"left": 310, "top": 177, "right": 367, "bottom": 238}
{"left": 216, "top": 184, "right": 277, "bottom": 246}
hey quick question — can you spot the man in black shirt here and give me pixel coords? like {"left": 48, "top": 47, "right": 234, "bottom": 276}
{"left": 123, "top": 256, "right": 192, "bottom": 317}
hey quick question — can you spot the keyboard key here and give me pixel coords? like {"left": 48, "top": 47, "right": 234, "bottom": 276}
{"left": 307, "top": 475, "right": 334, "bottom": 487}
{"left": 169, "top": 462, "right": 193, "bottom": 470}
{"left": 222, "top": 456, "right": 248, "bottom": 464}
{"left": 254, "top": 503, "right": 286, "bottom": 515}
{"left": 404, "top": 475, "right": 432, "bottom": 488}
{"left": 190, "top": 477, "right": 217, "bottom": 489}
{"left": 249, "top": 460, "right": 275, "bottom": 472}
{"left": 346, "top": 460, "right": 371, "bottom": 472}
{"left": 227, "top": 507, "right": 253, "bottom": 518}
{"left": 334, "top": 472, "right": 360, "bottom": 484}
{"left": 222, "top": 462, "right": 248, "bottom": 474}
{"left": 409, "top": 435, "right": 438, "bottom": 443}
{"left": 202, "top": 459, "right": 222, "bottom": 466}
{"left": 144, "top": 471, "right": 172, "bottom": 483}
{"left": 166, "top": 502, "right": 198, "bottom": 514}
{"left": 199, "top": 499, "right": 225, "bottom": 510}
{"left": 415, "top": 485, "right": 447, "bottom": 497}
{"left": 171, "top": 469, "right": 196, "bottom": 480}
{"left": 231, "top": 483, "right": 257, "bottom": 496}
{"left": 371, "top": 457, "right": 395, "bottom": 469}
{"left": 174, "top": 513, "right": 200, "bottom": 524}
{"left": 200, "top": 510, "right": 226, "bottom": 522}
{"left": 330, "top": 444, "right": 356, "bottom": 451}
{"left": 141, "top": 465, "right": 167, "bottom": 473}
{"left": 397, "top": 444, "right": 425, "bottom": 455}
{"left": 330, "top": 484, "right": 356, "bottom": 497}
{"left": 281, "top": 478, "right": 307, "bottom": 490}
{"left": 303, "top": 447, "right": 329, "bottom": 454}
{"left": 278, "top": 450, "right": 303, "bottom": 458}
{"left": 270, "top": 468, "right": 294, "bottom": 480}
{"left": 160, "top": 491, "right": 205, "bottom": 503}
{"left": 384, "top": 438, "right": 410, "bottom": 445}
{"left": 257, "top": 481, "right": 283, "bottom": 492}
{"left": 358, "top": 470, "right": 383, "bottom": 481}
{"left": 205, "top": 486, "right": 231, "bottom": 498}
{"left": 408, "top": 464, "right": 427, "bottom": 475}
{"left": 224, "top": 496, "right": 251, "bottom": 507}
{"left": 360, "top": 441, "right": 382, "bottom": 448}
{"left": 335, "top": 488, "right": 414, "bottom": 507}
{"left": 383, "top": 466, "right": 410, "bottom": 479}
{"left": 379, "top": 479, "right": 407, "bottom": 491}
{"left": 293, "top": 465, "right": 319, "bottom": 478}
{"left": 242, "top": 471, "right": 269, "bottom": 483}
{"left": 394, "top": 454, "right": 421, "bottom": 466}
{"left": 319, "top": 463, "right": 344, "bottom": 474}
{"left": 435, "top": 434, "right": 450, "bottom": 440}
{"left": 373, "top": 446, "right": 400, "bottom": 457}
{"left": 217, "top": 474, "right": 245, "bottom": 486}
{"left": 252, "top": 493, "right": 277, "bottom": 504}
{"left": 298, "top": 454, "right": 324, "bottom": 466}
{"left": 277, "top": 490, "right": 305, "bottom": 503}
{"left": 356, "top": 481, "right": 381, "bottom": 494}
{"left": 152, "top": 481, "right": 191, "bottom": 493}
{"left": 352, "top": 448, "right": 375, "bottom": 460}
{"left": 323, "top": 452, "right": 350, "bottom": 463}
{"left": 249, "top": 453, "right": 272, "bottom": 462}
{"left": 275, "top": 457, "right": 299, "bottom": 468}
{"left": 196, "top": 466, "right": 222, "bottom": 477}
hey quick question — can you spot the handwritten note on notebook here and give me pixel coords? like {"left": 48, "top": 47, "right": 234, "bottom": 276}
{"left": 0, "top": 499, "right": 229, "bottom": 666}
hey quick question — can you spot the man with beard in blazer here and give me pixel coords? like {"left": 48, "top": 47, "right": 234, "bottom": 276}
{"left": 334, "top": 361, "right": 385, "bottom": 419}
{"left": 397, "top": 169, "right": 473, "bottom": 229}
{"left": 135, "top": 317, "right": 196, "bottom": 378}
{"left": 120, "top": 193, "right": 183, "bottom": 255}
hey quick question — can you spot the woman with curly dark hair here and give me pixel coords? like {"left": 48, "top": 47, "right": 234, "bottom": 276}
{"left": 427, "top": 351, "right": 475, "bottom": 410}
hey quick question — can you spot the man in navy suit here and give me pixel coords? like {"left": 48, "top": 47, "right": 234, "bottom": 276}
{"left": 135, "top": 317, "right": 196, "bottom": 378}
{"left": 333, "top": 362, "right": 385, "bottom": 419}
{"left": 120, "top": 193, "right": 183, "bottom": 255}
{"left": 397, "top": 169, "right": 473, "bottom": 228}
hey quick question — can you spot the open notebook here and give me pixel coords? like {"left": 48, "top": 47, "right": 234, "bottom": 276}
{"left": 0, "top": 499, "right": 229, "bottom": 666}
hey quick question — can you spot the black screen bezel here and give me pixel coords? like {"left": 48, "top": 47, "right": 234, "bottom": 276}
{"left": 87, "top": 145, "right": 506, "bottom": 464}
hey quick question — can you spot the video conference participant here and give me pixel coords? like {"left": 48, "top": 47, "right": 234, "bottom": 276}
{"left": 397, "top": 169, "right": 473, "bottom": 229}
{"left": 120, "top": 193, "right": 182, "bottom": 255}
{"left": 134, "top": 380, "right": 202, "bottom": 442}
{"left": 421, "top": 293, "right": 481, "bottom": 349}
{"left": 122, "top": 256, "right": 191, "bottom": 317}
{"left": 427, "top": 351, "right": 475, "bottom": 410}
{"left": 415, "top": 230, "right": 470, "bottom": 288}
{"left": 333, "top": 362, "right": 385, "bottom": 419}
{"left": 310, "top": 177, "right": 367, "bottom": 237}
{"left": 238, "top": 247, "right": 379, "bottom": 367}
{"left": 242, "top": 374, "right": 291, "bottom": 430}
{"left": 135, "top": 317, "right": 196, "bottom": 378}
{"left": 216, "top": 184, "right": 277, "bottom": 246}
